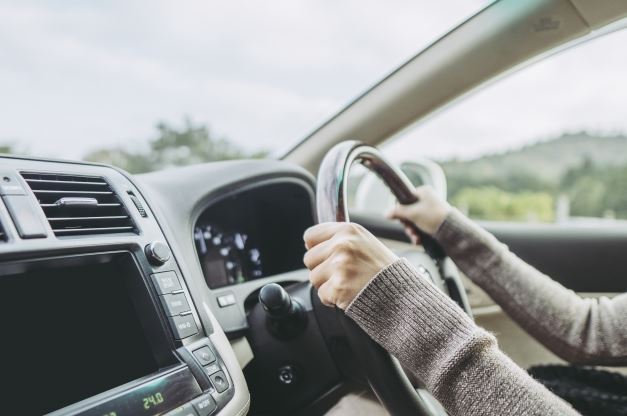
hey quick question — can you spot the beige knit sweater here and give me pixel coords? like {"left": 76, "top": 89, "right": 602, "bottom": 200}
{"left": 346, "top": 209, "right": 627, "bottom": 416}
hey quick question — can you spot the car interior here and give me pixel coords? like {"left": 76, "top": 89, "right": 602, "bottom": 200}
{"left": 1, "top": 0, "right": 627, "bottom": 415}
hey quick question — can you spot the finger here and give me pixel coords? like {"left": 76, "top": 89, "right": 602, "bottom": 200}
{"left": 403, "top": 223, "right": 417, "bottom": 240}
{"left": 403, "top": 223, "right": 420, "bottom": 245}
{"left": 386, "top": 204, "right": 411, "bottom": 221}
{"left": 414, "top": 185, "right": 430, "bottom": 198}
{"left": 304, "top": 222, "right": 345, "bottom": 249}
{"left": 309, "top": 258, "right": 333, "bottom": 289}
{"left": 317, "top": 280, "right": 336, "bottom": 308}
{"left": 303, "top": 238, "right": 334, "bottom": 270}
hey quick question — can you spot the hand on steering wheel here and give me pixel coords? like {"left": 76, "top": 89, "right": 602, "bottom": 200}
{"left": 303, "top": 222, "right": 398, "bottom": 309}
{"left": 386, "top": 185, "right": 452, "bottom": 245}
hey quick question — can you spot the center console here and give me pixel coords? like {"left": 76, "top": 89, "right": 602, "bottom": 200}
{"left": 0, "top": 158, "right": 237, "bottom": 416}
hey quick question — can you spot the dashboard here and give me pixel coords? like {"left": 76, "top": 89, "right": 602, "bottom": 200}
{"left": 0, "top": 155, "right": 326, "bottom": 416}
{"left": 0, "top": 154, "right": 449, "bottom": 416}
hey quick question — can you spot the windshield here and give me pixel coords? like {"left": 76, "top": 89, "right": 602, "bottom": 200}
{"left": 1, "top": 1, "right": 486, "bottom": 173}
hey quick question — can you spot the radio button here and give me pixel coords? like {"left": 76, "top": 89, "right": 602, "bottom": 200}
{"left": 164, "top": 403, "right": 198, "bottom": 416}
{"left": 209, "top": 371, "right": 229, "bottom": 394}
{"left": 204, "top": 363, "right": 221, "bottom": 376}
{"left": 193, "top": 346, "right": 216, "bottom": 366}
{"left": 191, "top": 394, "right": 217, "bottom": 416}
{"left": 152, "top": 271, "right": 182, "bottom": 295}
{"left": 169, "top": 314, "right": 198, "bottom": 339}
{"left": 161, "top": 293, "right": 191, "bottom": 316}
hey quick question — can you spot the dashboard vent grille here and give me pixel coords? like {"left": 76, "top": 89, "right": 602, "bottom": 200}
{"left": 21, "top": 172, "right": 137, "bottom": 237}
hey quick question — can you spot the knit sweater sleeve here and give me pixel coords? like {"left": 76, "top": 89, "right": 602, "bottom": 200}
{"left": 345, "top": 259, "right": 579, "bottom": 416}
{"left": 434, "top": 209, "right": 627, "bottom": 365}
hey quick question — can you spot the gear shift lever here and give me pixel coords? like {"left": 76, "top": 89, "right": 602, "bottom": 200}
{"left": 259, "top": 283, "right": 307, "bottom": 339}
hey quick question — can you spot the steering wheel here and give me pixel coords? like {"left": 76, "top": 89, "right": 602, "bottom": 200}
{"left": 316, "top": 140, "right": 472, "bottom": 415}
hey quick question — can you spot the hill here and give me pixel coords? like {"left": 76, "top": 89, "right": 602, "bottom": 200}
{"left": 441, "top": 132, "right": 627, "bottom": 185}
{"left": 439, "top": 132, "right": 627, "bottom": 221}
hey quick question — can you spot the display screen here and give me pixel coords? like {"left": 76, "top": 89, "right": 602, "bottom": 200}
{"left": 194, "top": 224, "right": 263, "bottom": 286}
{"left": 0, "top": 256, "right": 160, "bottom": 415}
{"left": 194, "top": 182, "right": 314, "bottom": 288}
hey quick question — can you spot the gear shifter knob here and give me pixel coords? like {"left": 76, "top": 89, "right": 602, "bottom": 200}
{"left": 259, "top": 283, "right": 294, "bottom": 318}
{"left": 258, "top": 283, "right": 306, "bottom": 338}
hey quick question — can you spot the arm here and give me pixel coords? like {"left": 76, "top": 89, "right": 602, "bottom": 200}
{"left": 303, "top": 222, "right": 579, "bottom": 416}
{"left": 346, "top": 259, "right": 579, "bottom": 416}
{"left": 435, "top": 209, "right": 627, "bottom": 365}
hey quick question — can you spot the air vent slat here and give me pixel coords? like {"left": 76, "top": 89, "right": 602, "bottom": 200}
{"left": 53, "top": 226, "right": 135, "bottom": 235}
{"left": 39, "top": 203, "right": 121, "bottom": 208}
{"left": 47, "top": 216, "right": 129, "bottom": 221}
{"left": 24, "top": 179, "right": 108, "bottom": 186}
{"left": 21, "top": 172, "right": 137, "bottom": 237}
{"left": 31, "top": 190, "right": 114, "bottom": 195}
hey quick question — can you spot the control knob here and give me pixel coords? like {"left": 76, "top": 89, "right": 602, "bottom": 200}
{"left": 145, "top": 241, "right": 171, "bottom": 266}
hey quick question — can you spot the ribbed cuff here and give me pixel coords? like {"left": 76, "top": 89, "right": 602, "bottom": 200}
{"left": 345, "top": 258, "right": 493, "bottom": 389}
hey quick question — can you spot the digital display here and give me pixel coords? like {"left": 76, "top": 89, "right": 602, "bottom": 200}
{"left": 194, "top": 183, "right": 314, "bottom": 289}
{"left": 0, "top": 257, "right": 160, "bottom": 415}
{"left": 194, "top": 224, "right": 263, "bottom": 287}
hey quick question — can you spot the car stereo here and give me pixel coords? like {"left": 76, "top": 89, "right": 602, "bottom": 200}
{"left": 0, "top": 250, "right": 234, "bottom": 416}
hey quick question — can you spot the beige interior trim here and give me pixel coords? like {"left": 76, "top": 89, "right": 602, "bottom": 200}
{"left": 230, "top": 336, "right": 254, "bottom": 369}
{"left": 284, "top": 0, "right": 627, "bottom": 174}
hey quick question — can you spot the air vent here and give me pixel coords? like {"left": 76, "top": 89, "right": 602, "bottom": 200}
{"left": 21, "top": 172, "right": 137, "bottom": 237}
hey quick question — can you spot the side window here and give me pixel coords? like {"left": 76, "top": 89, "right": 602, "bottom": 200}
{"left": 382, "top": 28, "right": 627, "bottom": 224}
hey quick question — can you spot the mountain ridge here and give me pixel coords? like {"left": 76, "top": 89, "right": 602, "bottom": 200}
{"left": 440, "top": 132, "right": 627, "bottom": 183}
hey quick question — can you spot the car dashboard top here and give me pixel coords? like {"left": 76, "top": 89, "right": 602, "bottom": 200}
{"left": 0, "top": 154, "right": 316, "bottom": 416}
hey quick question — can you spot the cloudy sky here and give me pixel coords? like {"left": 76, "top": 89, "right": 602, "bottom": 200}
{"left": 1, "top": 1, "right": 627, "bottom": 163}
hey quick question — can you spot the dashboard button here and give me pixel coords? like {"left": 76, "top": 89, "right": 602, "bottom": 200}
{"left": 191, "top": 394, "right": 217, "bottom": 416}
{"left": 193, "top": 346, "right": 216, "bottom": 366}
{"left": 217, "top": 293, "right": 236, "bottom": 307}
{"left": 161, "top": 293, "right": 191, "bottom": 316}
{"left": 169, "top": 314, "right": 198, "bottom": 339}
{"left": 164, "top": 403, "right": 198, "bottom": 416}
{"left": 209, "top": 371, "right": 229, "bottom": 393}
{"left": 204, "top": 363, "right": 220, "bottom": 376}
{"left": 152, "top": 271, "right": 182, "bottom": 295}
{"left": 194, "top": 346, "right": 216, "bottom": 366}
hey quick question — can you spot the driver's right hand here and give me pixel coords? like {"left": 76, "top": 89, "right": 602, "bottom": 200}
{"left": 386, "top": 185, "right": 452, "bottom": 244}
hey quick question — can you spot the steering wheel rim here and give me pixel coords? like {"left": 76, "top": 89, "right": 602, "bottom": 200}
{"left": 315, "top": 140, "right": 463, "bottom": 416}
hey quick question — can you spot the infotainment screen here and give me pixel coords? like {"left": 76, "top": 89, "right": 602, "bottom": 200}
{"left": 0, "top": 254, "right": 160, "bottom": 415}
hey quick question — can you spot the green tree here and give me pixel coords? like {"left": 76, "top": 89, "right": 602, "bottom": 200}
{"left": 84, "top": 119, "right": 268, "bottom": 173}
{"left": 0, "top": 142, "right": 27, "bottom": 155}
{"left": 452, "top": 187, "right": 554, "bottom": 222}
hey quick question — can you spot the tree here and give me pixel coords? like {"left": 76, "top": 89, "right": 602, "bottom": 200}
{"left": 0, "top": 143, "right": 27, "bottom": 155}
{"left": 84, "top": 119, "right": 268, "bottom": 173}
{"left": 452, "top": 187, "right": 554, "bottom": 222}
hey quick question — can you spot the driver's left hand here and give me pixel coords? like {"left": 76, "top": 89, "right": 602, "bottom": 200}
{"left": 303, "top": 222, "right": 398, "bottom": 309}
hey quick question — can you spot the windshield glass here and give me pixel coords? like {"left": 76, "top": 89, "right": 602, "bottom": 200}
{"left": 1, "top": 1, "right": 487, "bottom": 173}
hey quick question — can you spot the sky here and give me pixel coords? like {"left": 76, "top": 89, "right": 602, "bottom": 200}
{"left": 1, "top": 1, "right": 627, "bottom": 163}
{"left": 0, "top": 0, "right": 484, "bottom": 159}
